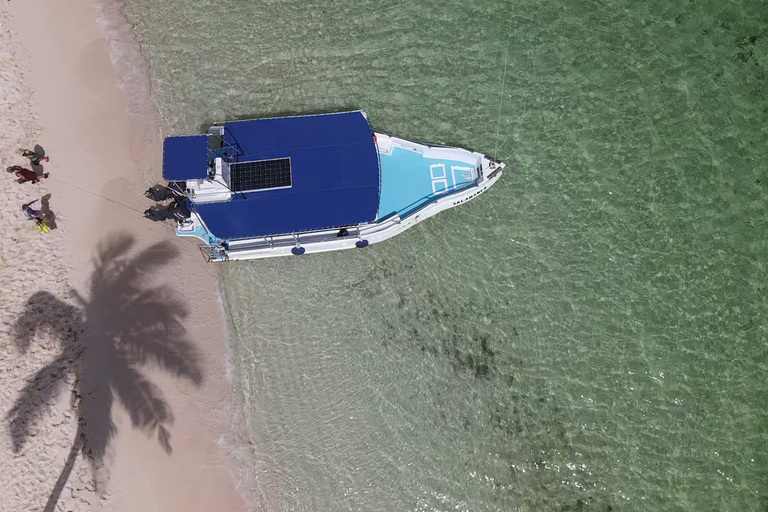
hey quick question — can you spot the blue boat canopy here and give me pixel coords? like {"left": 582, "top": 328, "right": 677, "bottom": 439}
{"left": 163, "top": 135, "right": 210, "bottom": 180}
{"left": 193, "top": 111, "right": 381, "bottom": 239}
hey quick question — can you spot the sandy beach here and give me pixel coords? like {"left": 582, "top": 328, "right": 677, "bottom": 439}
{"left": 0, "top": 0, "right": 252, "bottom": 510}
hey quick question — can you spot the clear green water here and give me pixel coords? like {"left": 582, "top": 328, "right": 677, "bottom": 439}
{"left": 118, "top": 0, "right": 767, "bottom": 509}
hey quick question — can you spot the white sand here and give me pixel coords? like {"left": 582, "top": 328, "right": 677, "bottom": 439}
{"left": 0, "top": 0, "right": 253, "bottom": 510}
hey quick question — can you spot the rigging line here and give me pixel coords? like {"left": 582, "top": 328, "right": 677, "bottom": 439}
{"left": 494, "top": 34, "right": 511, "bottom": 162}
{"left": 47, "top": 177, "right": 147, "bottom": 216}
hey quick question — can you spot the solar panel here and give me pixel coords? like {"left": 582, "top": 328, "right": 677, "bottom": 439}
{"left": 230, "top": 158, "right": 292, "bottom": 192}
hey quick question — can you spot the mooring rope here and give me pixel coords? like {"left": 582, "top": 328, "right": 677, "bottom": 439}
{"left": 494, "top": 34, "right": 511, "bottom": 162}
{"left": 47, "top": 176, "right": 147, "bottom": 217}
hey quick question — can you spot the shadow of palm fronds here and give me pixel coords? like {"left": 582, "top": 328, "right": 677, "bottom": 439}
{"left": 6, "top": 232, "right": 203, "bottom": 512}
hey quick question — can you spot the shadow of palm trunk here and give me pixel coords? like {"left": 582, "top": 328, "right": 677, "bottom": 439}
{"left": 43, "top": 424, "right": 85, "bottom": 512}
{"left": 7, "top": 233, "right": 204, "bottom": 511}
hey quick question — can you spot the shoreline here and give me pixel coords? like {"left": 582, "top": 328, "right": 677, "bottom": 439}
{"left": 0, "top": 0, "right": 253, "bottom": 510}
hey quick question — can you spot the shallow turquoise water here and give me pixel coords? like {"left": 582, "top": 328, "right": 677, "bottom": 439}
{"left": 120, "top": 0, "right": 767, "bottom": 509}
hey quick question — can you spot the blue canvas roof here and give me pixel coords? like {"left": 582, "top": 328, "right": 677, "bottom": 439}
{"left": 193, "top": 111, "right": 381, "bottom": 239}
{"left": 163, "top": 135, "right": 210, "bottom": 180}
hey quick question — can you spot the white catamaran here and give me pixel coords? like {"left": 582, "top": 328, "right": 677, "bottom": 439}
{"left": 144, "top": 111, "right": 504, "bottom": 261}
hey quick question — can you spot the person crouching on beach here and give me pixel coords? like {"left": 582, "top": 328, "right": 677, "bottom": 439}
{"left": 21, "top": 200, "right": 51, "bottom": 233}
{"left": 6, "top": 165, "right": 49, "bottom": 183}
{"left": 19, "top": 148, "right": 49, "bottom": 165}
{"left": 21, "top": 199, "right": 43, "bottom": 221}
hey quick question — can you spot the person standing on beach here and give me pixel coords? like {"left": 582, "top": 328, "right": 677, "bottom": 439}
{"left": 19, "top": 148, "right": 49, "bottom": 165}
{"left": 7, "top": 165, "right": 49, "bottom": 183}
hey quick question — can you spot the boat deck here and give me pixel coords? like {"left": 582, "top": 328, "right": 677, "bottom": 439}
{"left": 377, "top": 144, "right": 479, "bottom": 219}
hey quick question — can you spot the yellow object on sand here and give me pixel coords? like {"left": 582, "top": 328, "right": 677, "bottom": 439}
{"left": 35, "top": 218, "right": 50, "bottom": 234}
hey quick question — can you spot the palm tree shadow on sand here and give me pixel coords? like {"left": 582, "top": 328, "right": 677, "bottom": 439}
{"left": 6, "top": 233, "right": 203, "bottom": 512}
